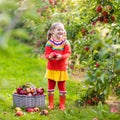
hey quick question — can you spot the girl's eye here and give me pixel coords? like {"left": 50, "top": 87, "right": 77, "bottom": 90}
{"left": 58, "top": 29, "right": 63, "bottom": 31}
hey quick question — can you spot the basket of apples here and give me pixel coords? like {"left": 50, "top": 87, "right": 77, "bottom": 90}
{"left": 13, "top": 83, "right": 46, "bottom": 108}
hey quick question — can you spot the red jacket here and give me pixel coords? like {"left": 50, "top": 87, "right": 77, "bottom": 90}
{"left": 45, "top": 40, "right": 71, "bottom": 71}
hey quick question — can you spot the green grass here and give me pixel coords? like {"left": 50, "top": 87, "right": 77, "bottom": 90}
{"left": 0, "top": 39, "right": 119, "bottom": 120}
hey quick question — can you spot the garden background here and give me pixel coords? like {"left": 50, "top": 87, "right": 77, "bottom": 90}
{"left": 0, "top": 0, "right": 120, "bottom": 120}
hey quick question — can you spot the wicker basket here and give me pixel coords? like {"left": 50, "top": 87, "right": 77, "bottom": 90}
{"left": 13, "top": 94, "right": 46, "bottom": 108}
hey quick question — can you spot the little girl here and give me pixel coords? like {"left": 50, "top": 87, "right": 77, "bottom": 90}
{"left": 44, "top": 22, "right": 71, "bottom": 110}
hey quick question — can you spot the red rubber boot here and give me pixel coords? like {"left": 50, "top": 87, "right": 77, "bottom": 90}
{"left": 59, "top": 94, "right": 66, "bottom": 110}
{"left": 48, "top": 92, "right": 54, "bottom": 110}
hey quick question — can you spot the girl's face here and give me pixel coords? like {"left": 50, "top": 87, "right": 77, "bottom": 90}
{"left": 52, "top": 25, "right": 65, "bottom": 41}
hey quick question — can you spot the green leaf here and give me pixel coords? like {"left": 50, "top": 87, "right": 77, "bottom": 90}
{"left": 100, "top": 73, "right": 105, "bottom": 84}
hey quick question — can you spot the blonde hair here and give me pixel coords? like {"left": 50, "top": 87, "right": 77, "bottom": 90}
{"left": 47, "top": 22, "right": 66, "bottom": 40}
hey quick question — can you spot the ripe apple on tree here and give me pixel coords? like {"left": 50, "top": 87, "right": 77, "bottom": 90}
{"left": 95, "top": 62, "right": 100, "bottom": 68}
{"left": 111, "top": 15, "right": 115, "bottom": 22}
{"left": 84, "top": 46, "right": 90, "bottom": 51}
{"left": 81, "top": 28, "right": 87, "bottom": 36}
{"left": 103, "top": 18, "right": 109, "bottom": 23}
{"left": 102, "top": 11, "right": 108, "bottom": 17}
{"left": 96, "top": 5, "right": 103, "bottom": 12}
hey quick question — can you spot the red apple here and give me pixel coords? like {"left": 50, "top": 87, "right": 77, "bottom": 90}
{"left": 26, "top": 108, "right": 35, "bottom": 113}
{"left": 26, "top": 87, "right": 31, "bottom": 94}
{"left": 16, "top": 111, "right": 24, "bottom": 116}
{"left": 36, "top": 88, "right": 44, "bottom": 95}
{"left": 81, "top": 28, "right": 87, "bottom": 36}
{"left": 84, "top": 46, "right": 89, "bottom": 51}
{"left": 40, "top": 109, "right": 48, "bottom": 115}
{"left": 96, "top": 62, "right": 100, "bottom": 68}
{"left": 98, "top": 16, "right": 104, "bottom": 22}
{"left": 69, "top": 65, "right": 74, "bottom": 69}
{"left": 111, "top": 15, "right": 115, "bottom": 22}
{"left": 86, "top": 99, "right": 93, "bottom": 105}
{"left": 51, "top": 52, "right": 57, "bottom": 58}
{"left": 49, "top": 0, "right": 55, "bottom": 5}
{"left": 103, "top": 18, "right": 109, "bottom": 23}
{"left": 34, "top": 107, "right": 40, "bottom": 112}
{"left": 93, "top": 97, "right": 99, "bottom": 103}
{"left": 102, "top": 11, "right": 108, "bottom": 17}
{"left": 16, "top": 87, "right": 22, "bottom": 94}
{"left": 110, "top": 106, "right": 118, "bottom": 113}
{"left": 96, "top": 5, "right": 102, "bottom": 12}
{"left": 19, "top": 90, "right": 26, "bottom": 95}
{"left": 92, "top": 21, "right": 97, "bottom": 26}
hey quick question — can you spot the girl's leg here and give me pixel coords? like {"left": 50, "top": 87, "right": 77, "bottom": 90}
{"left": 58, "top": 81, "right": 66, "bottom": 110}
{"left": 48, "top": 79, "right": 56, "bottom": 109}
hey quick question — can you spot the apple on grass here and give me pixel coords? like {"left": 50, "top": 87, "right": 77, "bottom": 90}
{"left": 16, "top": 111, "right": 24, "bottom": 116}
{"left": 15, "top": 107, "right": 22, "bottom": 112}
{"left": 40, "top": 109, "right": 48, "bottom": 115}
{"left": 34, "top": 107, "right": 40, "bottom": 112}
{"left": 26, "top": 108, "right": 35, "bottom": 113}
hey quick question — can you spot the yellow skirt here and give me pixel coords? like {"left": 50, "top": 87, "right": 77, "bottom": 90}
{"left": 45, "top": 69, "right": 68, "bottom": 81}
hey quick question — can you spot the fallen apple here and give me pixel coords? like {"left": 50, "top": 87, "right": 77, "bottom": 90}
{"left": 34, "top": 107, "right": 40, "bottom": 112}
{"left": 110, "top": 106, "right": 118, "bottom": 113}
{"left": 15, "top": 107, "right": 22, "bottom": 111}
{"left": 26, "top": 108, "right": 35, "bottom": 113}
{"left": 40, "top": 109, "right": 48, "bottom": 115}
{"left": 16, "top": 111, "right": 24, "bottom": 116}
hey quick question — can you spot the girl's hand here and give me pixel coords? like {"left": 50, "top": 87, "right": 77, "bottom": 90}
{"left": 56, "top": 54, "right": 62, "bottom": 60}
{"left": 49, "top": 52, "right": 57, "bottom": 60}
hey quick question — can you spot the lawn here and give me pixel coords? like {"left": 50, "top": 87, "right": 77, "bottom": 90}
{"left": 0, "top": 40, "right": 119, "bottom": 120}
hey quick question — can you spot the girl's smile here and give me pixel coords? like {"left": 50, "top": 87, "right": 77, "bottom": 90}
{"left": 52, "top": 25, "right": 65, "bottom": 40}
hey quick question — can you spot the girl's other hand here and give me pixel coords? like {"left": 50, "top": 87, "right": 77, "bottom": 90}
{"left": 56, "top": 54, "right": 62, "bottom": 60}
{"left": 49, "top": 52, "right": 57, "bottom": 60}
